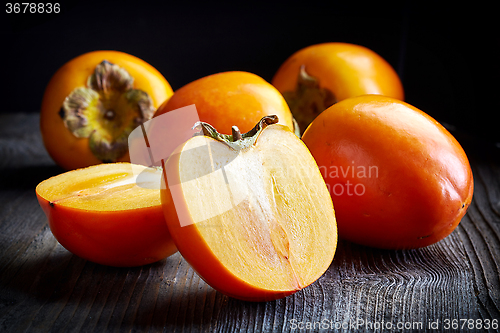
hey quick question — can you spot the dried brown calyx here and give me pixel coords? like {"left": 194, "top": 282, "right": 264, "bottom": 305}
{"left": 59, "top": 60, "right": 155, "bottom": 162}
{"left": 282, "top": 65, "right": 337, "bottom": 134}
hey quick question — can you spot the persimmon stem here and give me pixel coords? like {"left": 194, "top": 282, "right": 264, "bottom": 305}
{"left": 232, "top": 126, "right": 242, "bottom": 141}
{"left": 194, "top": 115, "right": 279, "bottom": 150}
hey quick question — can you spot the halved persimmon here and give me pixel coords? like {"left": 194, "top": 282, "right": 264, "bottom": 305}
{"left": 155, "top": 71, "right": 297, "bottom": 135}
{"left": 160, "top": 116, "right": 337, "bottom": 301}
{"left": 40, "top": 51, "right": 174, "bottom": 170}
{"left": 272, "top": 43, "right": 404, "bottom": 132}
{"left": 302, "top": 95, "right": 473, "bottom": 249}
{"left": 36, "top": 163, "right": 177, "bottom": 267}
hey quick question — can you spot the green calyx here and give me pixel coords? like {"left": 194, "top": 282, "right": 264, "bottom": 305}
{"left": 193, "top": 115, "right": 279, "bottom": 151}
{"left": 282, "top": 65, "right": 337, "bottom": 134}
{"left": 60, "top": 60, "right": 155, "bottom": 162}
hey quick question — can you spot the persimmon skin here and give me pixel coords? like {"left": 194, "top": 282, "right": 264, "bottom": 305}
{"left": 302, "top": 95, "right": 473, "bottom": 249}
{"left": 40, "top": 50, "right": 173, "bottom": 170}
{"left": 154, "top": 71, "right": 294, "bottom": 134}
{"left": 36, "top": 194, "right": 177, "bottom": 267}
{"left": 272, "top": 42, "right": 404, "bottom": 102}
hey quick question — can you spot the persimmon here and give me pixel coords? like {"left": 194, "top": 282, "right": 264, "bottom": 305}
{"left": 161, "top": 116, "right": 337, "bottom": 301}
{"left": 154, "top": 71, "right": 297, "bottom": 135}
{"left": 302, "top": 95, "right": 473, "bottom": 249}
{"left": 36, "top": 163, "right": 177, "bottom": 267}
{"left": 272, "top": 42, "right": 404, "bottom": 132}
{"left": 40, "top": 51, "right": 173, "bottom": 170}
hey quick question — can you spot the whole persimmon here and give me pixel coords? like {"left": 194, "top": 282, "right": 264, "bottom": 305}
{"left": 155, "top": 71, "right": 297, "bottom": 135}
{"left": 40, "top": 51, "right": 173, "bottom": 170}
{"left": 161, "top": 116, "right": 336, "bottom": 301}
{"left": 302, "top": 95, "right": 473, "bottom": 249}
{"left": 36, "top": 163, "right": 177, "bottom": 267}
{"left": 272, "top": 42, "right": 404, "bottom": 132}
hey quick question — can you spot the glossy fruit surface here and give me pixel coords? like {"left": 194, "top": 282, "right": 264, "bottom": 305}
{"left": 161, "top": 116, "right": 336, "bottom": 301}
{"left": 36, "top": 163, "right": 177, "bottom": 267}
{"left": 155, "top": 71, "right": 296, "bottom": 135}
{"left": 272, "top": 42, "right": 404, "bottom": 132}
{"left": 40, "top": 50, "right": 173, "bottom": 170}
{"left": 302, "top": 95, "right": 473, "bottom": 249}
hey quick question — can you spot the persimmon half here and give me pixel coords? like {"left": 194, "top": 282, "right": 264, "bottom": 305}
{"left": 302, "top": 95, "right": 473, "bottom": 249}
{"left": 272, "top": 42, "right": 404, "bottom": 133}
{"left": 161, "top": 116, "right": 337, "bottom": 301}
{"left": 36, "top": 163, "right": 177, "bottom": 267}
{"left": 40, "top": 51, "right": 174, "bottom": 170}
{"left": 155, "top": 71, "right": 297, "bottom": 135}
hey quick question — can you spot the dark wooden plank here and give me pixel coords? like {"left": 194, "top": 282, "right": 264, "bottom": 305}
{"left": 0, "top": 113, "right": 54, "bottom": 169}
{"left": 0, "top": 113, "right": 499, "bottom": 332}
{"left": 458, "top": 161, "right": 500, "bottom": 322}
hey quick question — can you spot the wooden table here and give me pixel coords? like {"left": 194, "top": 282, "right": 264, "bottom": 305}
{"left": 1, "top": 113, "right": 499, "bottom": 332}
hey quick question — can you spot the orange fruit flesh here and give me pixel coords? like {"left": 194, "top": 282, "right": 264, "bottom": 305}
{"left": 37, "top": 163, "right": 162, "bottom": 211}
{"left": 168, "top": 125, "right": 337, "bottom": 293}
{"left": 36, "top": 163, "right": 177, "bottom": 267}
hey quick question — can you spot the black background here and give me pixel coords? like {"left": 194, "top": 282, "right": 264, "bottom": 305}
{"left": 2, "top": 1, "right": 498, "bottom": 143}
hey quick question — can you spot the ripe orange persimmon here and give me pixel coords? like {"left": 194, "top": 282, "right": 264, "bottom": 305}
{"left": 272, "top": 42, "right": 404, "bottom": 132}
{"left": 155, "top": 71, "right": 297, "bottom": 135}
{"left": 302, "top": 95, "right": 473, "bottom": 249}
{"left": 36, "top": 163, "right": 177, "bottom": 267}
{"left": 161, "top": 116, "right": 337, "bottom": 301}
{"left": 40, "top": 51, "right": 173, "bottom": 170}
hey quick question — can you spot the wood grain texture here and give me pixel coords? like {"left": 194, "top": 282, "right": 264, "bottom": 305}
{"left": 0, "top": 113, "right": 54, "bottom": 169}
{"left": 0, "top": 113, "right": 499, "bottom": 332}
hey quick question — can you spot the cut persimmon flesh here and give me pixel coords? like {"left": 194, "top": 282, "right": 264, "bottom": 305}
{"left": 161, "top": 116, "right": 337, "bottom": 301}
{"left": 36, "top": 163, "right": 177, "bottom": 267}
